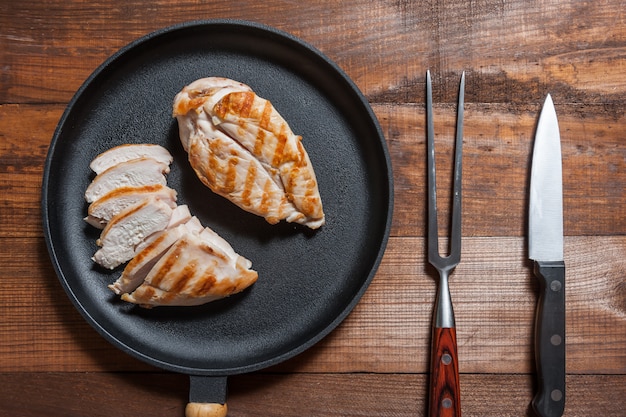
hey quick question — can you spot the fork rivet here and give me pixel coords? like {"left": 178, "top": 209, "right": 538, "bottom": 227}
{"left": 442, "top": 353, "right": 452, "bottom": 365}
{"left": 550, "top": 280, "right": 562, "bottom": 292}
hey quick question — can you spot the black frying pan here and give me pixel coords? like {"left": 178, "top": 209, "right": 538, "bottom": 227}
{"left": 42, "top": 20, "right": 393, "bottom": 416}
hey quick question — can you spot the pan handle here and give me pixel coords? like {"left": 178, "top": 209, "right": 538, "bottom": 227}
{"left": 185, "top": 403, "right": 227, "bottom": 417}
{"left": 186, "top": 376, "right": 229, "bottom": 417}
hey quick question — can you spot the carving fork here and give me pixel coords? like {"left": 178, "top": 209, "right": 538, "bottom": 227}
{"left": 426, "top": 70, "right": 464, "bottom": 417}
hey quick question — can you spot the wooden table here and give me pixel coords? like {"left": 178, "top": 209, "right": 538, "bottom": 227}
{"left": 1, "top": 1, "right": 624, "bottom": 416}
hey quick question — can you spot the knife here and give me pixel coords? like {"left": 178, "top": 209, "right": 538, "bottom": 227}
{"left": 529, "top": 94, "right": 566, "bottom": 417}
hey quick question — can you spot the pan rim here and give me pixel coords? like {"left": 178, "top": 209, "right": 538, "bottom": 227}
{"left": 41, "top": 19, "right": 394, "bottom": 376}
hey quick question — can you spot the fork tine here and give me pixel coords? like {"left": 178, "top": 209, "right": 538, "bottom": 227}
{"left": 448, "top": 72, "right": 465, "bottom": 264}
{"left": 427, "top": 71, "right": 464, "bottom": 266}
{"left": 426, "top": 70, "right": 440, "bottom": 264}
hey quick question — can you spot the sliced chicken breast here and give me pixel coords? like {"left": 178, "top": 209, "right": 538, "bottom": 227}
{"left": 85, "top": 157, "right": 170, "bottom": 204}
{"left": 89, "top": 144, "right": 173, "bottom": 175}
{"left": 173, "top": 77, "right": 325, "bottom": 229}
{"left": 93, "top": 197, "right": 174, "bottom": 269}
{"left": 121, "top": 227, "right": 258, "bottom": 307}
{"left": 85, "top": 184, "right": 177, "bottom": 229}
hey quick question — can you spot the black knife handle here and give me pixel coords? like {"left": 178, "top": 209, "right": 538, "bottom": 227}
{"left": 532, "top": 261, "right": 566, "bottom": 417}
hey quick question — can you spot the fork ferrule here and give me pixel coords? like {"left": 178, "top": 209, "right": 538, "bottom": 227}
{"left": 434, "top": 268, "right": 456, "bottom": 328}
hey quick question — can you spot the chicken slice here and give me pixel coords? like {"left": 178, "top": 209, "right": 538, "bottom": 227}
{"left": 93, "top": 197, "right": 173, "bottom": 269}
{"left": 180, "top": 215, "right": 204, "bottom": 234}
{"left": 173, "top": 77, "right": 325, "bottom": 229}
{"left": 85, "top": 158, "right": 170, "bottom": 203}
{"left": 121, "top": 227, "right": 258, "bottom": 307}
{"left": 132, "top": 204, "right": 192, "bottom": 254}
{"left": 89, "top": 144, "right": 173, "bottom": 175}
{"left": 85, "top": 184, "right": 177, "bottom": 229}
{"left": 165, "top": 204, "right": 192, "bottom": 228}
{"left": 108, "top": 222, "right": 189, "bottom": 295}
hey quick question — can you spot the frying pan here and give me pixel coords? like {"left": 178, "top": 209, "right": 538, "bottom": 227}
{"left": 42, "top": 20, "right": 393, "bottom": 416}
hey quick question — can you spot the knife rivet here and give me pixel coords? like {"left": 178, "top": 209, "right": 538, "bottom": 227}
{"left": 550, "top": 334, "right": 562, "bottom": 346}
{"left": 551, "top": 389, "right": 563, "bottom": 402}
{"left": 442, "top": 353, "right": 452, "bottom": 365}
{"left": 442, "top": 398, "right": 453, "bottom": 409}
{"left": 550, "top": 280, "right": 562, "bottom": 292}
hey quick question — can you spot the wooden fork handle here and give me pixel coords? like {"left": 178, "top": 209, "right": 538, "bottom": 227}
{"left": 429, "top": 327, "right": 461, "bottom": 417}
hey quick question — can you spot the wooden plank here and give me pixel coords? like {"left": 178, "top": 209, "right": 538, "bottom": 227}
{"left": 0, "top": 104, "right": 59, "bottom": 238}
{"left": 1, "top": 236, "right": 624, "bottom": 374}
{"left": 0, "top": 372, "right": 623, "bottom": 416}
{"left": 379, "top": 103, "right": 626, "bottom": 237}
{"left": 1, "top": 104, "right": 624, "bottom": 238}
{"left": 1, "top": 1, "right": 625, "bottom": 416}
{"left": 1, "top": 1, "right": 625, "bottom": 105}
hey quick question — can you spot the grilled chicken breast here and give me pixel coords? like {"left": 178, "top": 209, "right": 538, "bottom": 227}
{"left": 173, "top": 77, "right": 325, "bottom": 229}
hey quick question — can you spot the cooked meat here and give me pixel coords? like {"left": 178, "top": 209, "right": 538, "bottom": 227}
{"left": 173, "top": 77, "right": 325, "bottom": 229}
{"left": 186, "top": 124, "right": 295, "bottom": 224}
{"left": 177, "top": 214, "right": 204, "bottom": 234}
{"left": 85, "top": 184, "right": 177, "bottom": 229}
{"left": 131, "top": 204, "right": 192, "bottom": 255}
{"left": 174, "top": 77, "right": 252, "bottom": 152}
{"left": 85, "top": 157, "right": 170, "bottom": 203}
{"left": 90, "top": 144, "right": 173, "bottom": 175}
{"left": 120, "top": 225, "right": 258, "bottom": 307}
{"left": 92, "top": 197, "right": 174, "bottom": 269}
{"left": 108, "top": 222, "right": 189, "bottom": 295}
{"left": 165, "top": 204, "right": 192, "bottom": 228}
{"left": 84, "top": 127, "right": 260, "bottom": 308}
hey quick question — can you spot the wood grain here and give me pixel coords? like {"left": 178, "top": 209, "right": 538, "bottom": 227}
{"left": 429, "top": 327, "right": 461, "bottom": 417}
{"left": 2, "top": 1, "right": 625, "bottom": 105}
{"left": 1, "top": 236, "right": 624, "bottom": 374}
{"left": 0, "top": 372, "right": 625, "bottom": 417}
{"left": 0, "top": 0, "right": 625, "bottom": 415}
{"left": 1, "top": 104, "right": 624, "bottom": 238}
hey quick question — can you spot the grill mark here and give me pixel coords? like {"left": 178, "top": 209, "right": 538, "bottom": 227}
{"left": 224, "top": 157, "right": 238, "bottom": 194}
{"left": 241, "top": 162, "right": 257, "bottom": 207}
{"left": 137, "top": 285, "right": 156, "bottom": 301}
{"left": 94, "top": 184, "right": 166, "bottom": 201}
{"left": 295, "top": 139, "right": 306, "bottom": 166}
{"left": 272, "top": 125, "right": 288, "bottom": 167}
{"left": 168, "top": 261, "right": 198, "bottom": 295}
{"left": 173, "top": 95, "right": 209, "bottom": 116}
{"left": 259, "top": 100, "right": 272, "bottom": 130}
{"left": 101, "top": 198, "right": 149, "bottom": 233}
{"left": 126, "top": 230, "right": 168, "bottom": 268}
{"left": 260, "top": 178, "right": 279, "bottom": 223}
{"left": 254, "top": 126, "right": 266, "bottom": 156}
{"left": 214, "top": 92, "right": 254, "bottom": 118}
{"left": 149, "top": 240, "right": 187, "bottom": 287}
{"left": 191, "top": 269, "right": 218, "bottom": 296}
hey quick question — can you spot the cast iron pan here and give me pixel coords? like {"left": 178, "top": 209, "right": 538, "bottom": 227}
{"left": 42, "top": 20, "right": 393, "bottom": 416}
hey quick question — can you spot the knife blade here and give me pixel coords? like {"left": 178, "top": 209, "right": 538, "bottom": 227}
{"left": 529, "top": 94, "right": 566, "bottom": 417}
